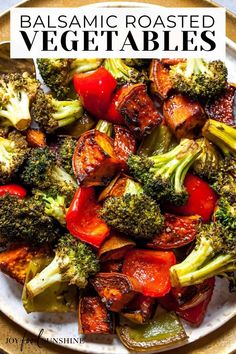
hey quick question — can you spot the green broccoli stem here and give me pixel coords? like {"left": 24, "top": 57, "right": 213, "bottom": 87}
{"left": 95, "top": 120, "right": 113, "bottom": 137}
{"left": 52, "top": 99, "right": 84, "bottom": 128}
{"left": 203, "top": 119, "right": 236, "bottom": 156}
{"left": 51, "top": 166, "right": 77, "bottom": 188}
{"left": 70, "top": 59, "right": 103, "bottom": 75}
{"left": 0, "top": 90, "right": 31, "bottom": 130}
{"left": 104, "top": 59, "right": 131, "bottom": 80}
{"left": 26, "top": 256, "right": 64, "bottom": 297}
{"left": 41, "top": 193, "right": 67, "bottom": 225}
{"left": 125, "top": 179, "right": 144, "bottom": 195}
{"left": 0, "top": 138, "right": 14, "bottom": 166}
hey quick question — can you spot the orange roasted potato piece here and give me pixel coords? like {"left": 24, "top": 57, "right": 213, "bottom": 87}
{"left": 78, "top": 296, "right": 114, "bottom": 334}
{"left": 113, "top": 125, "right": 136, "bottom": 169}
{"left": 147, "top": 214, "right": 201, "bottom": 250}
{"left": 0, "top": 244, "right": 46, "bottom": 284}
{"left": 121, "top": 294, "right": 156, "bottom": 324}
{"left": 150, "top": 60, "right": 173, "bottom": 100}
{"left": 117, "top": 83, "right": 161, "bottom": 137}
{"left": 161, "top": 58, "right": 186, "bottom": 66}
{"left": 73, "top": 129, "right": 121, "bottom": 186}
{"left": 163, "top": 94, "right": 206, "bottom": 139}
{"left": 205, "top": 85, "right": 236, "bottom": 125}
{"left": 25, "top": 129, "right": 46, "bottom": 147}
{"left": 91, "top": 272, "right": 140, "bottom": 312}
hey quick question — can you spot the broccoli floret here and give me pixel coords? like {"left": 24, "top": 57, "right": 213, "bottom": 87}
{"left": 57, "top": 137, "right": 76, "bottom": 176}
{"left": 0, "top": 194, "right": 61, "bottom": 245}
{"left": 100, "top": 178, "right": 164, "bottom": 241}
{"left": 193, "top": 138, "right": 222, "bottom": 180}
{"left": 33, "top": 186, "right": 72, "bottom": 226}
{"left": 0, "top": 131, "right": 29, "bottom": 184}
{"left": 123, "top": 59, "right": 150, "bottom": 67}
{"left": 104, "top": 58, "right": 146, "bottom": 85}
{"left": 21, "top": 147, "right": 77, "bottom": 197}
{"left": 37, "top": 58, "right": 103, "bottom": 99}
{"left": 31, "top": 90, "right": 84, "bottom": 133}
{"left": 169, "top": 59, "right": 227, "bottom": 98}
{"left": 26, "top": 233, "right": 99, "bottom": 297}
{"left": 170, "top": 216, "right": 236, "bottom": 287}
{"left": 211, "top": 157, "right": 236, "bottom": 202}
{"left": 202, "top": 119, "right": 236, "bottom": 156}
{"left": 0, "top": 72, "right": 39, "bottom": 130}
{"left": 214, "top": 198, "right": 236, "bottom": 231}
{"left": 128, "top": 139, "right": 201, "bottom": 206}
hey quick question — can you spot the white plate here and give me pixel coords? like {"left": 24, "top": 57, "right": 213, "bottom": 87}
{"left": 1, "top": 2, "right": 236, "bottom": 353}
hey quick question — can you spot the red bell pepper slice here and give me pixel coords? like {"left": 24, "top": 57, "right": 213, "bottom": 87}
{"left": 105, "top": 88, "right": 125, "bottom": 125}
{"left": 122, "top": 249, "right": 176, "bottom": 297}
{"left": 167, "top": 174, "right": 218, "bottom": 222}
{"left": 66, "top": 187, "right": 110, "bottom": 248}
{"left": 73, "top": 67, "right": 117, "bottom": 119}
{"left": 0, "top": 184, "right": 27, "bottom": 198}
{"left": 159, "top": 278, "right": 215, "bottom": 326}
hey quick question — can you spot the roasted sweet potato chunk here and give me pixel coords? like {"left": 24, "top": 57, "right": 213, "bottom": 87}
{"left": 117, "top": 84, "right": 161, "bottom": 137}
{"left": 0, "top": 244, "right": 46, "bottom": 284}
{"left": 147, "top": 214, "right": 201, "bottom": 249}
{"left": 25, "top": 129, "right": 46, "bottom": 147}
{"left": 161, "top": 59, "right": 186, "bottom": 66}
{"left": 163, "top": 94, "right": 206, "bottom": 139}
{"left": 205, "top": 85, "right": 236, "bottom": 125}
{"left": 121, "top": 294, "right": 156, "bottom": 324}
{"left": 73, "top": 130, "right": 121, "bottom": 186}
{"left": 78, "top": 296, "right": 114, "bottom": 334}
{"left": 98, "top": 232, "right": 135, "bottom": 262}
{"left": 150, "top": 60, "right": 173, "bottom": 99}
{"left": 91, "top": 272, "right": 140, "bottom": 312}
{"left": 114, "top": 125, "right": 136, "bottom": 168}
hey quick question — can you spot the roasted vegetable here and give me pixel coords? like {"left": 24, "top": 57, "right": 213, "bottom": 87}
{"left": 0, "top": 194, "right": 61, "bottom": 245}
{"left": 113, "top": 125, "right": 136, "bottom": 169}
{"left": 91, "top": 272, "right": 140, "bottom": 312}
{"left": 56, "top": 112, "right": 95, "bottom": 137}
{"left": 26, "top": 233, "right": 99, "bottom": 297}
{"left": 66, "top": 187, "right": 110, "bottom": 248}
{"left": 22, "top": 256, "right": 77, "bottom": 313}
{"left": 79, "top": 296, "right": 114, "bottom": 334}
{"left": 121, "top": 294, "right": 156, "bottom": 324}
{"left": 147, "top": 214, "right": 201, "bottom": 249}
{"left": 122, "top": 249, "right": 176, "bottom": 297}
{"left": 0, "top": 244, "right": 46, "bottom": 284}
{"left": 72, "top": 129, "right": 121, "bottom": 187}
{"left": 123, "top": 59, "right": 150, "bottom": 67}
{"left": 31, "top": 90, "right": 84, "bottom": 133}
{"left": 202, "top": 119, "right": 236, "bottom": 156}
{"left": 57, "top": 136, "right": 77, "bottom": 176}
{"left": 117, "top": 311, "right": 187, "bottom": 352}
{"left": 163, "top": 94, "right": 206, "bottom": 139}
{"left": 205, "top": 85, "right": 236, "bottom": 125}
{"left": 0, "top": 131, "right": 29, "bottom": 184}
{"left": 104, "top": 58, "right": 145, "bottom": 85}
{"left": 193, "top": 138, "right": 222, "bottom": 180}
{"left": 98, "top": 233, "right": 135, "bottom": 262}
{"left": 74, "top": 67, "right": 117, "bottom": 119}
{"left": 128, "top": 139, "right": 201, "bottom": 206}
{"left": 117, "top": 83, "right": 161, "bottom": 137}
{"left": 0, "top": 72, "right": 39, "bottom": 130}
{"left": 170, "top": 199, "right": 236, "bottom": 286}
{"left": 159, "top": 278, "right": 215, "bottom": 326}
{"left": 169, "top": 58, "right": 227, "bottom": 98}
{"left": 211, "top": 157, "right": 236, "bottom": 202}
{"left": 100, "top": 176, "right": 164, "bottom": 241}
{"left": 20, "top": 147, "right": 77, "bottom": 197}
{"left": 149, "top": 60, "right": 173, "bottom": 99}
{"left": 0, "top": 184, "right": 27, "bottom": 198}
{"left": 100, "top": 260, "right": 123, "bottom": 273}
{"left": 138, "top": 123, "right": 175, "bottom": 156}
{"left": 168, "top": 174, "right": 218, "bottom": 222}
{"left": 25, "top": 129, "right": 46, "bottom": 148}
{"left": 37, "top": 58, "right": 103, "bottom": 99}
